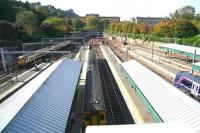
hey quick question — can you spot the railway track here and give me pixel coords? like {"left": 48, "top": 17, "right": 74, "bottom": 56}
{"left": 106, "top": 42, "right": 200, "bottom": 103}
{"left": 0, "top": 49, "right": 78, "bottom": 103}
{"left": 92, "top": 43, "right": 134, "bottom": 124}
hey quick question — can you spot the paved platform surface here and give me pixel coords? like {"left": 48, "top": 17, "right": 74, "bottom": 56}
{"left": 101, "top": 45, "right": 154, "bottom": 123}
{"left": 71, "top": 45, "right": 89, "bottom": 133}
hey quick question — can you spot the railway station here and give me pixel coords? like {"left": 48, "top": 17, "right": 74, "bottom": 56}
{"left": 0, "top": 58, "right": 82, "bottom": 132}
{"left": 1, "top": 0, "right": 200, "bottom": 132}
{"left": 1, "top": 31, "right": 200, "bottom": 133}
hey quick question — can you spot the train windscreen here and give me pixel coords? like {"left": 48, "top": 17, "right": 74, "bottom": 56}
{"left": 180, "top": 79, "right": 193, "bottom": 89}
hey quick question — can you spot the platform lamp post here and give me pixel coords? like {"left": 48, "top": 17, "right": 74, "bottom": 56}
{"left": 151, "top": 41, "right": 154, "bottom": 61}
{"left": 142, "top": 34, "right": 145, "bottom": 46}
{"left": 191, "top": 49, "right": 197, "bottom": 74}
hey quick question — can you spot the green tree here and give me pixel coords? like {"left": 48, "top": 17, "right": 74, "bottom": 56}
{"left": 86, "top": 16, "right": 99, "bottom": 30}
{"left": 16, "top": 11, "right": 37, "bottom": 39}
{"left": 100, "top": 19, "right": 109, "bottom": 30}
{"left": 41, "top": 17, "right": 68, "bottom": 37}
{"left": 173, "top": 20, "right": 199, "bottom": 38}
{"left": 0, "top": 0, "right": 16, "bottom": 22}
{"left": 72, "top": 19, "right": 83, "bottom": 31}
{"left": 0, "top": 20, "right": 17, "bottom": 40}
{"left": 34, "top": 6, "right": 49, "bottom": 26}
{"left": 179, "top": 6, "right": 195, "bottom": 15}
{"left": 172, "top": 5, "right": 195, "bottom": 21}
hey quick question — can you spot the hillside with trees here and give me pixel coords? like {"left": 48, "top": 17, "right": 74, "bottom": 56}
{"left": 107, "top": 5, "right": 200, "bottom": 46}
{"left": 0, "top": 0, "right": 109, "bottom": 47}
{"left": 0, "top": 0, "right": 78, "bottom": 46}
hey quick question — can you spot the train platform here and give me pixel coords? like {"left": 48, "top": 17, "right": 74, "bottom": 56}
{"left": 0, "top": 63, "right": 51, "bottom": 102}
{"left": 121, "top": 59, "right": 200, "bottom": 133}
{"left": 0, "top": 58, "right": 82, "bottom": 132}
{"left": 100, "top": 45, "right": 154, "bottom": 123}
{"left": 71, "top": 45, "right": 89, "bottom": 133}
{"left": 107, "top": 36, "right": 194, "bottom": 76}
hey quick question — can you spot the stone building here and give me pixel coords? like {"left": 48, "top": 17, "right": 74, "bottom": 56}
{"left": 66, "top": 14, "right": 120, "bottom": 24}
{"left": 132, "top": 17, "right": 168, "bottom": 27}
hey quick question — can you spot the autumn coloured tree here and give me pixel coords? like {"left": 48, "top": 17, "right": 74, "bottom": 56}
{"left": 153, "top": 21, "right": 174, "bottom": 37}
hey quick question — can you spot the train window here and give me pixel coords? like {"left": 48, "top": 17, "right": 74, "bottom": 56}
{"left": 180, "top": 79, "right": 192, "bottom": 89}
{"left": 84, "top": 113, "right": 91, "bottom": 121}
{"left": 175, "top": 74, "right": 181, "bottom": 81}
{"left": 99, "top": 113, "right": 105, "bottom": 120}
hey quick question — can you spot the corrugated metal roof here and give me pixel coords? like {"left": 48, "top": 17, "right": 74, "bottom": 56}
{"left": 2, "top": 58, "right": 82, "bottom": 133}
{"left": 121, "top": 60, "right": 200, "bottom": 133}
{"left": 160, "top": 43, "right": 200, "bottom": 56}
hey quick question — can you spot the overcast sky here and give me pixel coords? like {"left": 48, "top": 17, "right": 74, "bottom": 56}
{"left": 20, "top": 0, "right": 200, "bottom": 20}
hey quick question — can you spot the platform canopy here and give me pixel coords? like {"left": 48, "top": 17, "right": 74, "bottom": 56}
{"left": 192, "top": 62, "right": 200, "bottom": 71}
{"left": 1, "top": 58, "right": 82, "bottom": 133}
{"left": 121, "top": 60, "right": 200, "bottom": 133}
{"left": 160, "top": 43, "right": 200, "bottom": 59}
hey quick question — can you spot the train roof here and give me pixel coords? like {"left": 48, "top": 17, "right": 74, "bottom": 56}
{"left": 0, "top": 58, "right": 82, "bottom": 132}
{"left": 84, "top": 50, "right": 105, "bottom": 111}
{"left": 177, "top": 71, "right": 200, "bottom": 84}
{"left": 121, "top": 60, "right": 200, "bottom": 133}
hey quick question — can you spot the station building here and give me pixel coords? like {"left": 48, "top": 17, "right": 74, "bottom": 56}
{"left": 66, "top": 14, "right": 120, "bottom": 24}
{"left": 132, "top": 16, "right": 168, "bottom": 27}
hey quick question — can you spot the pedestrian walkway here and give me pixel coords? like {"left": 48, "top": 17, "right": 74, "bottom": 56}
{"left": 71, "top": 45, "right": 89, "bottom": 133}
{"left": 100, "top": 45, "right": 154, "bottom": 123}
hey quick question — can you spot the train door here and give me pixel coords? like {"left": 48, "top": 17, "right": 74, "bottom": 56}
{"left": 91, "top": 113, "right": 97, "bottom": 125}
{"left": 98, "top": 111, "right": 107, "bottom": 125}
{"left": 191, "top": 84, "right": 200, "bottom": 98}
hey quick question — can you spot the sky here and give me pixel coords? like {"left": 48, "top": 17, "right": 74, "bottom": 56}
{"left": 21, "top": 0, "right": 200, "bottom": 20}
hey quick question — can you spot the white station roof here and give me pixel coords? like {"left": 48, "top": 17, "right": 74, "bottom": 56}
{"left": 86, "top": 123, "right": 195, "bottom": 133}
{"left": 121, "top": 60, "right": 200, "bottom": 133}
{"left": 160, "top": 43, "right": 200, "bottom": 55}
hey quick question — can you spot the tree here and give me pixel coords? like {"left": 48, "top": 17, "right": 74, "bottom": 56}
{"left": 41, "top": 17, "right": 68, "bottom": 37}
{"left": 179, "top": 6, "right": 195, "bottom": 15}
{"left": 153, "top": 21, "right": 174, "bottom": 37}
{"left": 34, "top": 6, "right": 49, "bottom": 26}
{"left": 173, "top": 20, "right": 199, "bottom": 38}
{"left": 100, "top": 19, "right": 109, "bottom": 30}
{"left": 122, "top": 22, "right": 134, "bottom": 33}
{"left": 86, "top": 16, "right": 99, "bottom": 30}
{"left": 137, "top": 23, "right": 150, "bottom": 34}
{"left": 72, "top": 19, "right": 84, "bottom": 31}
{"left": 0, "top": 0, "right": 16, "bottom": 22}
{"left": 172, "top": 5, "right": 195, "bottom": 21}
{"left": 16, "top": 11, "right": 37, "bottom": 39}
{"left": 0, "top": 20, "right": 17, "bottom": 39}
